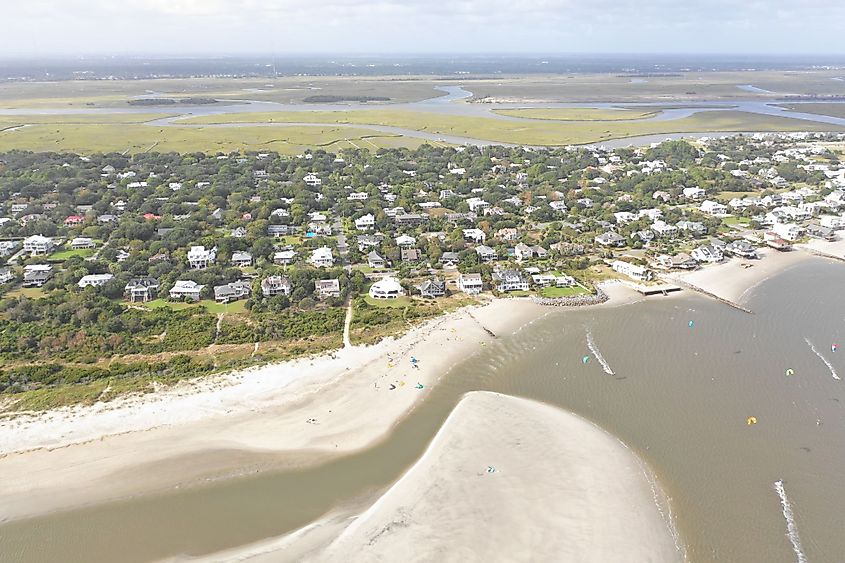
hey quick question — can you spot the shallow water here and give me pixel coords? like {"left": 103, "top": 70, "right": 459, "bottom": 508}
{"left": 2, "top": 260, "right": 845, "bottom": 562}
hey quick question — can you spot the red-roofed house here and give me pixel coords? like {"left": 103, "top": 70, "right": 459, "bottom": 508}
{"left": 143, "top": 213, "right": 161, "bottom": 221}
{"left": 64, "top": 215, "right": 85, "bottom": 226}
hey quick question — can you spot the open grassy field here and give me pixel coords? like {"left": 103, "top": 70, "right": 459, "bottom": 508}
{"left": 0, "top": 118, "right": 427, "bottom": 154}
{"left": 185, "top": 109, "right": 845, "bottom": 146}
{"left": 539, "top": 285, "right": 591, "bottom": 298}
{"left": 492, "top": 108, "right": 658, "bottom": 121}
{"left": 779, "top": 103, "right": 845, "bottom": 119}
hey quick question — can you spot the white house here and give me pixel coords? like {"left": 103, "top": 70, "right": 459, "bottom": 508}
{"left": 347, "top": 192, "right": 369, "bottom": 201}
{"left": 231, "top": 251, "right": 253, "bottom": 267}
{"left": 683, "top": 187, "right": 706, "bottom": 200}
{"left": 514, "top": 243, "right": 534, "bottom": 261}
{"left": 355, "top": 214, "right": 375, "bottom": 231}
{"left": 614, "top": 211, "right": 637, "bottom": 224}
{"left": 458, "top": 273, "right": 483, "bottom": 294}
{"left": 492, "top": 269, "right": 530, "bottom": 292}
{"left": 463, "top": 228, "right": 486, "bottom": 244}
{"left": 77, "top": 273, "right": 114, "bottom": 288}
{"left": 310, "top": 246, "right": 334, "bottom": 268}
{"left": 273, "top": 249, "right": 298, "bottom": 265}
{"left": 70, "top": 237, "right": 96, "bottom": 250}
{"left": 820, "top": 215, "right": 845, "bottom": 229}
{"left": 651, "top": 221, "right": 678, "bottom": 238}
{"left": 700, "top": 200, "right": 728, "bottom": 216}
{"left": 169, "top": 280, "right": 204, "bottom": 301}
{"left": 395, "top": 234, "right": 416, "bottom": 248}
{"left": 611, "top": 260, "right": 654, "bottom": 282}
{"left": 303, "top": 173, "right": 322, "bottom": 187}
{"left": 187, "top": 246, "right": 217, "bottom": 269}
{"left": 691, "top": 245, "right": 724, "bottom": 264}
{"left": 369, "top": 277, "right": 404, "bottom": 300}
{"left": 23, "top": 235, "right": 54, "bottom": 256}
{"left": 261, "top": 275, "right": 292, "bottom": 297}
{"left": 772, "top": 222, "right": 805, "bottom": 241}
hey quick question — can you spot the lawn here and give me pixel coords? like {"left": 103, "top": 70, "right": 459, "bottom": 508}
{"left": 4, "top": 287, "right": 47, "bottom": 299}
{"left": 722, "top": 216, "right": 752, "bottom": 227}
{"left": 140, "top": 298, "right": 247, "bottom": 314}
{"left": 49, "top": 247, "right": 96, "bottom": 261}
{"left": 540, "top": 285, "right": 591, "bottom": 298}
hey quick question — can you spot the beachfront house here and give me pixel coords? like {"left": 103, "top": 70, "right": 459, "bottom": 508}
{"left": 611, "top": 260, "right": 654, "bottom": 282}
{"left": 169, "top": 280, "right": 205, "bottom": 301}
{"left": 691, "top": 245, "right": 724, "bottom": 264}
{"left": 417, "top": 278, "right": 446, "bottom": 298}
{"left": 125, "top": 277, "right": 160, "bottom": 302}
{"left": 458, "top": 273, "right": 484, "bottom": 295}
{"left": 214, "top": 280, "right": 251, "bottom": 304}
{"left": 725, "top": 240, "right": 758, "bottom": 259}
{"left": 316, "top": 278, "right": 341, "bottom": 299}
{"left": 492, "top": 269, "right": 530, "bottom": 292}
{"left": 368, "top": 277, "right": 405, "bottom": 300}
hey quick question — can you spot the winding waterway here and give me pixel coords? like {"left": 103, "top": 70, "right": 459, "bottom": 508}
{"left": 2, "top": 259, "right": 845, "bottom": 562}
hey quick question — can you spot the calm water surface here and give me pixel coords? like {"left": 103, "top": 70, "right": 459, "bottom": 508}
{"left": 2, "top": 260, "right": 845, "bottom": 562}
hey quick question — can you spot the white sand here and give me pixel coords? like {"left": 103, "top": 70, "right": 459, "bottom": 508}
{"left": 212, "top": 392, "right": 683, "bottom": 563}
{"left": 0, "top": 299, "right": 547, "bottom": 520}
{"left": 665, "top": 248, "right": 810, "bottom": 304}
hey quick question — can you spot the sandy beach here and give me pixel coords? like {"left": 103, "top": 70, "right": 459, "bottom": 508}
{"left": 664, "top": 247, "right": 811, "bottom": 304}
{"left": 0, "top": 299, "right": 547, "bottom": 521}
{"left": 203, "top": 392, "right": 683, "bottom": 563}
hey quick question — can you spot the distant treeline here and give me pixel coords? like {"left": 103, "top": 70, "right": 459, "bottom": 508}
{"left": 303, "top": 95, "right": 391, "bottom": 103}
{"left": 127, "top": 97, "right": 220, "bottom": 106}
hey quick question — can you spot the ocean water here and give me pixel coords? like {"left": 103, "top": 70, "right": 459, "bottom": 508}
{"left": 2, "top": 259, "right": 844, "bottom": 562}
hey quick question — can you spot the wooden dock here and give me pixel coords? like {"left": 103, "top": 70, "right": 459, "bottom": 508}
{"left": 630, "top": 283, "right": 683, "bottom": 296}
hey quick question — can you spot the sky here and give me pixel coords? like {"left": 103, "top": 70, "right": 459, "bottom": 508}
{"left": 4, "top": 0, "right": 845, "bottom": 56}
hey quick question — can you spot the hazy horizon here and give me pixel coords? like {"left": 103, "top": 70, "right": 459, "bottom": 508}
{"left": 6, "top": 1, "right": 845, "bottom": 57}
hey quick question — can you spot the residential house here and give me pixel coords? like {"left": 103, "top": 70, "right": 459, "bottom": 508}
{"left": 492, "top": 269, "right": 530, "bottom": 292}
{"left": 440, "top": 251, "right": 460, "bottom": 268}
{"left": 355, "top": 214, "right": 375, "bottom": 231}
{"left": 231, "top": 226, "right": 247, "bottom": 238}
{"left": 531, "top": 273, "right": 576, "bottom": 287}
{"left": 78, "top": 273, "right": 114, "bottom": 288}
{"left": 683, "top": 187, "right": 706, "bottom": 200}
{"left": 725, "top": 240, "right": 758, "bottom": 258}
{"left": 347, "top": 192, "right": 369, "bottom": 201}
{"left": 124, "top": 278, "right": 160, "bottom": 302}
{"left": 400, "top": 248, "right": 420, "bottom": 263}
{"left": 395, "top": 234, "right": 416, "bottom": 248}
{"left": 533, "top": 246, "right": 549, "bottom": 260}
{"left": 369, "top": 277, "right": 405, "bottom": 300}
{"left": 303, "top": 173, "right": 322, "bottom": 187}
{"left": 614, "top": 211, "right": 637, "bottom": 225}
{"left": 700, "top": 200, "right": 728, "bottom": 215}
{"left": 169, "top": 280, "right": 205, "bottom": 301}
{"left": 595, "top": 232, "right": 625, "bottom": 247}
{"left": 806, "top": 224, "right": 836, "bottom": 241}
{"left": 0, "top": 240, "right": 20, "bottom": 257}
{"left": 514, "top": 243, "right": 533, "bottom": 261}
{"left": 611, "top": 260, "right": 654, "bottom": 282}
{"left": 261, "top": 275, "right": 292, "bottom": 297}
{"left": 417, "top": 278, "right": 446, "bottom": 298}
{"left": 691, "top": 245, "right": 724, "bottom": 264}
{"left": 310, "top": 246, "right": 334, "bottom": 268}
{"left": 475, "top": 245, "right": 496, "bottom": 262}
{"left": 462, "top": 228, "right": 486, "bottom": 244}
{"left": 677, "top": 220, "right": 707, "bottom": 236}
{"left": 23, "top": 265, "right": 52, "bottom": 287}
{"left": 0, "top": 267, "right": 14, "bottom": 284}
{"left": 772, "top": 223, "right": 804, "bottom": 242}
{"left": 367, "top": 251, "right": 386, "bottom": 269}
{"left": 316, "top": 278, "right": 341, "bottom": 299}
{"left": 273, "top": 249, "right": 297, "bottom": 266}
{"left": 23, "top": 235, "right": 54, "bottom": 256}
{"left": 394, "top": 212, "right": 428, "bottom": 227}
{"left": 214, "top": 280, "right": 251, "bottom": 303}
{"left": 187, "top": 246, "right": 217, "bottom": 269}
{"left": 651, "top": 221, "right": 678, "bottom": 238}
{"left": 496, "top": 228, "right": 519, "bottom": 242}
{"left": 70, "top": 237, "right": 96, "bottom": 250}
{"left": 457, "top": 273, "right": 484, "bottom": 294}
{"left": 231, "top": 251, "right": 253, "bottom": 268}
{"left": 64, "top": 215, "right": 85, "bottom": 227}
{"left": 654, "top": 253, "right": 698, "bottom": 270}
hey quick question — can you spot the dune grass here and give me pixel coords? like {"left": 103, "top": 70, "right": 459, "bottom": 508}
{"left": 778, "top": 103, "right": 845, "bottom": 119}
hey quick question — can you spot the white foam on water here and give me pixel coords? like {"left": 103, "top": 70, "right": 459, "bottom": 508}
{"left": 805, "top": 338, "right": 841, "bottom": 380}
{"left": 774, "top": 480, "right": 807, "bottom": 563}
{"left": 586, "top": 330, "right": 615, "bottom": 375}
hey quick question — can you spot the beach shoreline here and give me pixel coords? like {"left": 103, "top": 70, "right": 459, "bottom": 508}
{"left": 0, "top": 298, "right": 547, "bottom": 521}
{"left": 200, "top": 392, "right": 683, "bottom": 563}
